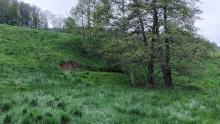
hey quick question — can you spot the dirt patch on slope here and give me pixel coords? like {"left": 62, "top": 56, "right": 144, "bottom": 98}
{"left": 59, "top": 60, "right": 80, "bottom": 70}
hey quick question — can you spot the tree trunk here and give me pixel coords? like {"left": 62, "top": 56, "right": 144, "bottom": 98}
{"left": 129, "top": 65, "right": 135, "bottom": 85}
{"left": 163, "top": 6, "right": 173, "bottom": 88}
{"left": 139, "top": 16, "right": 147, "bottom": 45}
{"left": 81, "top": 11, "right": 86, "bottom": 41}
{"left": 87, "top": 0, "right": 92, "bottom": 42}
{"left": 147, "top": 55, "right": 154, "bottom": 87}
{"left": 133, "top": 0, "right": 147, "bottom": 45}
{"left": 147, "top": 0, "right": 159, "bottom": 87}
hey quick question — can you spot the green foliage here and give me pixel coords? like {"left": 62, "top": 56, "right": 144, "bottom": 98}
{"left": 66, "top": 0, "right": 216, "bottom": 87}
{"left": 7, "top": 0, "right": 20, "bottom": 26}
{"left": 63, "top": 17, "right": 76, "bottom": 33}
{"left": 0, "top": 0, "right": 49, "bottom": 29}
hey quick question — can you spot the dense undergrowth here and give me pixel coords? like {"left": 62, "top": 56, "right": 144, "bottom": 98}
{"left": 0, "top": 25, "right": 219, "bottom": 124}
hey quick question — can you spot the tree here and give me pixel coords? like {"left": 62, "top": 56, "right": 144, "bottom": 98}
{"left": 158, "top": 0, "right": 201, "bottom": 88}
{"left": 39, "top": 10, "right": 52, "bottom": 30}
{"left": 19, "top": 2, "right": 32, "bottom": 27}
{"left": 51, "top": 15, "right": 65, "bottom": 32}
{"left": 31, "top": 5, "right": 41, "bottom": 28}
{"left": 64, "top": 17, "right": 76, "bottom": 33}
{"left": 70, "top": 0, "right": 99, "bottom": 40}
{"left": 67, "top": 0, "right": 214, "bottom": 88}
{"left": 6, "top": 0, "right": 20, "bottom": 26}
{"left": 0, "top": 0, "right": 10, "bottom": 24}
{"left": 145, "top": 0, "right": 159, "bottom": 87}
{"left": 161, "top": 0, "right": 173, "bottom": 88}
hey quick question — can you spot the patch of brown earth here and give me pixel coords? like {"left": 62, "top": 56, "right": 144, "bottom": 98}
{"left": 59, "top": 60, "right": 80, "bottom": 70}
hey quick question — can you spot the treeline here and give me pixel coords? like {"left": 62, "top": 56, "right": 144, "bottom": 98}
{"left": 65, "top": 0, "right": 216, "bottom": 88}
{"left": 0, "top": 0, "right": 51, "bottom": 29}
{"left": 0, "top": 0, "right": 67, "bottom": 31}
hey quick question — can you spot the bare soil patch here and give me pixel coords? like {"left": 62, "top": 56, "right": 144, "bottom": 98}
{"left": 59, "top": 60, "right": 80, "bottom": 70}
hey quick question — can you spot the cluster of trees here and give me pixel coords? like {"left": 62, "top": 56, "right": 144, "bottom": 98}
{"left": 66, "top": 0, "right": 215, "bottom": 88}
{"left": 0, "top": 0, "right": 50, "bottom": 29}
{"left": 0, "top": 0, "right": 67, "bottom": 31}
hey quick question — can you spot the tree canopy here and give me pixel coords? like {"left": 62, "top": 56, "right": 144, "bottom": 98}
{"left": 65, "top": 0, "right": 216, "bottom": 88}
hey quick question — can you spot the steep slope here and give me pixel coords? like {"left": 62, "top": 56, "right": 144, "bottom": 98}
{"left": 0, "top": 24, "right": 107, "bottom": 85}
{"left": 0, "top": 25, "right": 219, "bottom": 124}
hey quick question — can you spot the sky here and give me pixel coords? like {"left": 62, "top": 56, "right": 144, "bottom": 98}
{"left": 196, "top": 0, "right": 220, "bottom": 46}
{"left": 21, "top": 0, "right": 220, "bottom": 46}
{"left": 20, "top": 0, "right": 78, "bottom": 17}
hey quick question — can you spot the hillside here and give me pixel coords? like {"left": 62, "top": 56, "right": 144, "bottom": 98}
{"left": 0, "top": 25, "right": 220, "bottom": 124}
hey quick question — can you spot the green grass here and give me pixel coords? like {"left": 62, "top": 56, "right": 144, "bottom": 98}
{"left": 0, "top": 25, "right": 220, "bottom": 124}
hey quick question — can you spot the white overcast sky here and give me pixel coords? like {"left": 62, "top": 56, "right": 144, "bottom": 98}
{"left": 20, "top": 0, "right": 220, "bottom": 46}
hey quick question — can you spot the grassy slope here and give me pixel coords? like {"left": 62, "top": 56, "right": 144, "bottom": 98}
{"left": 0, "top": 25, "right": 219, "bottom": 124}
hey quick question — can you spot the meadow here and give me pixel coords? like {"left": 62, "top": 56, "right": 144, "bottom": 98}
{"left": 0, "top": 25, "right": 219, "bottom": 124}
